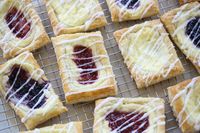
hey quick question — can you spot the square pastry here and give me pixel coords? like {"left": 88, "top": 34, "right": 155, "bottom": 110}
{"left": 93, "top": 97, "right": 165, "bottom": 133}
{"left": 44, "top": 0, "right": 107, "bottom": 35}
{"left": 52, "top": 31, "right": 117, "bottom": 104}
{"left": 0, "top": 51, "right": 67, "bottom": 130}
{"left": 178, "top": 0, "right": 200, "bottom": 5}
{"left": 161, "top": 2, "right": 200, "bottom": 73}
{"left": 0, "top": 0, "right": 50, "bottom": 59}
{"left": 168, "top": 76, "right": 200, "bottom": 133}
{"left": 105, "top": 0, "right": 160, "bottom": 22}
{"left": 21, "top": 121, "right": 83, "bottom": 133}
{"left": 114, "top": 19, "right": 184, "bottom": 88}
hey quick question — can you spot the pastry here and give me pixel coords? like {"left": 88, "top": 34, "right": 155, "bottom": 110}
{"left": 21, "top": 121, "right": 83, "bottom": 133}
{"left": 51, "top": 31, "right": 117, "bottom": 104}
{"left": 93, "top": 97, "right": 165, "bottom": 133}
{"left": 0, "top": 0, "right": 50, "bottom": 59}
{"left": 0, "top": 51, "right": 67, "bottom": 130}
{"left": 114, "top": 19, "right": 184, "bottom": 88}
{"left": 167, "top": 76, "right": 200, "bottom": 133}
{"left": 178, "top": 0, "right": 200, "bottom": 5}
{"left": 161, "top": 2, "right": 200, "bottom": 73}
{"left": 44, "top": 0, "right": 107, "bottom": 35}
{"left": 105, "top": 0, "right": 160, "bottom": 22}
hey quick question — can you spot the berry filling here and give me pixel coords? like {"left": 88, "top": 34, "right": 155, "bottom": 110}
{"left": 5, "top": 7, "right": 31, "bottom": 38}
{"left": 105, "top": 111, "right": 149, "bottom": 133}
{"left": 73, "top": 45, "right": 98, "bottom": 84}
{"left": 116, "top": 0, "right": 140, "bottom": 9}
{"left": 185, "top": 17, "right": 200, "bottom": 47}
{"left": 6, "top": 65, "right": 48, "bottom": 109}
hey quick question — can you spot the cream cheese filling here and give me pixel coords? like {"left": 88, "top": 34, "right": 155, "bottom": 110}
{"left": 50, "top": 0, "right": 100, "bottom": 27}
{"left": 121, "top": 27, "right": 171, "bottom": 75}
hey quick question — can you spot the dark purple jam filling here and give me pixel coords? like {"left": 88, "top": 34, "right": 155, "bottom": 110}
{"left": 116, "top": 0, "right": 140, "bottom": 9}
{"left": 73, "top": 45, "right": 98, "bottom": 84}
{"left": 105, "top": 111, "right": 149, "bottom": 133}
{"left": 5, "top": 7, "right": 31, "bottom": 38}
{"left": 6, "top": 65, "right": 48, "bottom": 109}
{"left": 185, "top": 17, "right": 200, "bottom": 48}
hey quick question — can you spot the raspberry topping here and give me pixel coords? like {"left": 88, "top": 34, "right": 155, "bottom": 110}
{"left": 73, "top": 45, "right": 98, "bottom": 84}
{"left": 5, "top": 7, "right": 31, "bottom": 38}
{"left": 185, "top": 17, "right": 200, "bottom": 47}
{"left": 105, "top": 111, "right": 149, "bottom": 133}
{"left": 6, "top": 65, "right": 48, "bottom": 109}
{"left": 116, "top": 0, "right": 140, "bottom": 9}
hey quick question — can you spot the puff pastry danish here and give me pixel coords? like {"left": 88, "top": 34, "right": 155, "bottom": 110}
{"left": 21, "top": 121, "right": 83, "bottom": 133}
{"left": 44, "top": 0, "right": 107, "bottom": 35}
{"left": 168, "top": 76, "right": 200, "bottom": 133}
{"left": 0, "top": 0, "right": 50, "bottom": 59}
{"left": 105, "top": 0, "right": 160, "bottom": 22}
{"left": 161, "top": 2, "right": 200, "bottom": 73}
{"left": 52, "top": 31, "right": 117, "bottom": 104}
{"left": 178, "top": 0, "right": 200, "bottom": 4}
{"left": 114, "top": 19, "right": 184, "bottom": 88}
{"left": 0, "top": 51, "right": 67, "bottom": 130}
{"left": 93, "top": 97, "right": 165, "bottom": 133}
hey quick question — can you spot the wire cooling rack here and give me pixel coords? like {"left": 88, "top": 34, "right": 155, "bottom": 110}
{"left": 0, "top": 0, "right": 199, "bottom": 132}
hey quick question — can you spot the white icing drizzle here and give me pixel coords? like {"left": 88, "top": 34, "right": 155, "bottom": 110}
{"left": 46, "top": 0, "right": 105, "bottom": 30}
{"left": 5, "top": 69, "right": 44, "bottom": 102}
{"left": 0, "top": 52, "right": 54, "bottom": 123}
{"left": 0, "top": 0, "right": 44, "bottom": 57}
{"left": 118, "top": 22, "right": 179, "bottom": 87}
{"left": 94, "top": 98, "right": 165, "bottom": 132}
{"left": 140, "top": 2, "right": 154, "bottom": 19}
{"left": 109, "top": 0, "right": 155, "bottom": 21}
{"left": 55, "top": 34, "right": 102, "bottom": 45}
{"left": 93, "top": 98, "right": 124, "bottom": 128}
{"left": 171, "top": 3, "right": 200, "bottom": 65}
{"left": 170, "top": 77, "right": 200, "bottom": 130}
{"left": 55, "top": 33, "right": 115, "bottom": 95}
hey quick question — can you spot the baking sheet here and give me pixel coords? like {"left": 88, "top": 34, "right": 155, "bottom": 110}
{"left": 0, "top": 0, "right": 198, "bottom": 132}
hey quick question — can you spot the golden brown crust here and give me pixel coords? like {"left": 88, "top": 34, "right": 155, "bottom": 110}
{"left": 20, "top": 122, "right": 83, "bottom": 133}
{"left": 178, "top": 0, "right": 200, "bottom": 5}
{"left": 167, "top": 77, "right": 200, "bottom": 132}
{"left": 43, "top": 0, "right": 107, "bottom": 35}
{"left": 0, "top": 52, "right": 67, "bottom": 130}
{"left": 114, "top": 19, "right": 184, "bottom": 88}
{"left": 167, "top": 79, "right": 193, "bottom": 132}
{"left": 106, "top": 0, "right": 159, "bottom": 22}
{"left": 94, "top": 97, "right": 165, "bottom": 133}
{"left": 161, "top": 2, "right": 200, "bottom": 73}
{"left": 0, "top": 0, "right": 50, "bottom": 59}
{"left": 51, "top": 31, "right": 117, "bottom": 104}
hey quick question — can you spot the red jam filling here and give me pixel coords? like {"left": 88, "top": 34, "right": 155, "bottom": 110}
{"left": 105, "top": 111, "right": 149, "bottom": 133}
{"left": 5, "top": 7, "right": 31, "bottom": 38}
{"left": 6, "top": 65, "right": 48, "bottom": 109}
{"left": 73, "top": 45, "right": 98, "bottom": 84}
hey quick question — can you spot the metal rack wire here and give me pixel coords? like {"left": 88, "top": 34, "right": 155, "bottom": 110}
{"left": 0, "top": 0, "right": 198, "bottom": 132}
